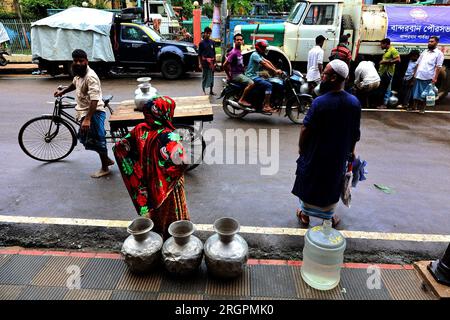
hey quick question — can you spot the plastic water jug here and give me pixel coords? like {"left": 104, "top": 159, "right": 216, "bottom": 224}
{"left": 421, "top": 83, "right": 437, "bottom": 107}
{"left": 301, "top": 220, "right": 346, "bottom": 290}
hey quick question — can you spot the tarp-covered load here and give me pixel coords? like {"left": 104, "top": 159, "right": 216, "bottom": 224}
{"left": 0, "top": 22, "right": 10, "bottom": 44}
{"left": 31, "top": 7, "right": 115, "bottom": 62}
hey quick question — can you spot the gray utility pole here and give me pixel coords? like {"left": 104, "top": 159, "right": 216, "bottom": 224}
{"left": 220, "top": 0, "right": 228, "bottom": 63}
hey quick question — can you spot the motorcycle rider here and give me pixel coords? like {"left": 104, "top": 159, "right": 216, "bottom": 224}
{"left": 222, "top": 33, "right": 255, "bottom": 108}
{"left": 245, "top": 39, "right": 283, "bottom": 114}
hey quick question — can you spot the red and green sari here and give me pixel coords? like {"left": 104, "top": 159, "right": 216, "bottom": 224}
{"left": 113, "top": 96, "right": 189, "bottom": 239}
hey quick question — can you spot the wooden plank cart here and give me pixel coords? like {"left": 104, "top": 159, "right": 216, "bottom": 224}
{"left": 109, "top": 96, "right": 213, "bottom": 171}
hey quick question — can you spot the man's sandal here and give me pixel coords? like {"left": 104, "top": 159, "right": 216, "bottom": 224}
{"left": 296, "top": 209, "right": 310, "bottom": 225}
{"left": 331, "top": 215, "right": 341, "bottom": 228}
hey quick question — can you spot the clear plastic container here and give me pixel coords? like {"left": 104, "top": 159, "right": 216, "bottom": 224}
{"left": 301, "top": 220, "right": 346, "bottom": 290}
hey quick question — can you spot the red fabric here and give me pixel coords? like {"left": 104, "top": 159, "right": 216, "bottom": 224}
{"left": 113, "top": 96, "right": 187, "bottom": 218}
{"left": 330, "top": 45, "right": 352, "bottom": 64}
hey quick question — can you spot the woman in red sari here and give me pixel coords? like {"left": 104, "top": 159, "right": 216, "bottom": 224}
{"left": 113, "top": 96, "right": 189, "bottom": 239}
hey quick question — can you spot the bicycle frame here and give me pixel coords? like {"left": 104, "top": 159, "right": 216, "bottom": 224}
{"left": 45, "top": 96, "right": 115, "bottom": 142}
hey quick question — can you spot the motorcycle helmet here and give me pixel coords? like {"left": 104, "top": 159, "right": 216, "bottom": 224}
{"left": 255, "top": 39, "right": 269, "bottom": 54}
{"left": 300, "top": 83, "right": 309, "bottom": 94}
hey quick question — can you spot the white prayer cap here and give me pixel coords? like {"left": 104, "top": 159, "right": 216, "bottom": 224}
{"left": 329, "top": 59, "right": 349, "bottom": 79}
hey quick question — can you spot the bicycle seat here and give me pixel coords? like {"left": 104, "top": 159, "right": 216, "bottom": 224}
{"left": 103, "top": 95, "right": 113, "bottom": 104}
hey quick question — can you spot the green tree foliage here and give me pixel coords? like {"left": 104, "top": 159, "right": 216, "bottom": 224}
{"left": 172, "top": 0, "right": 193, "bottom": 20}
{"left": 20, "top": 0, "right": 89, "bottom": 18}
{"left": 202, "top": 2, "right": 213, "bottom": 19}
{"left": 228, "top": 0, "right": 252, "bottom": 15}
{"left": 270, "top": 0, "right": 295, "bottom": 13}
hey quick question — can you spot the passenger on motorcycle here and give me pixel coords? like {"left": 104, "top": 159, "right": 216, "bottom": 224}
{"left": 222, "top": 33, "right": 255, "bottom": 108}
{"left": 244, "top": 39, "right": 283, "bottom": 114}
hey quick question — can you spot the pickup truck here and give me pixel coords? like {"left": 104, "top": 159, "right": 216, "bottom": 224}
{"left": 31, "top": 7, "right": 198, "bottom": 79}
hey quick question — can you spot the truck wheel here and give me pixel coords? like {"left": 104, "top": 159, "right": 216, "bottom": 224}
{"left": 437, "top": 65, "right": 450, "bottom": 101}
{"left": 161, "top": 58, "right": 183, "bottom": 80}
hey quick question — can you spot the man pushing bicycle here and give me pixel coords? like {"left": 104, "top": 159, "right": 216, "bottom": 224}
{"left": 54, "top": 49, "right": 114, "bottom": 178}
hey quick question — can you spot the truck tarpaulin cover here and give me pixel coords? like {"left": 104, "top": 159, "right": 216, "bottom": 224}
{"left": 385, "top": 6, "right": 450, "bottom": 44}
{"left": 0, "top": 22, "right": 10, "bottom": 43}
{"left": 31, "top": 7, "right": 115, "bottom": 62}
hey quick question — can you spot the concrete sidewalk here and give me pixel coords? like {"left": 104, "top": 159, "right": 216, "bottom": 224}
{"left": 0, "top": 63, "right": 38, "bottom": 74}
{"left": 0, "top": 247, "right": 437, "bottom": 300}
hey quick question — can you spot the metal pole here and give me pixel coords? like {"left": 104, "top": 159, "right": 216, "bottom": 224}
{"left": 428, "top": 243, "right": 450, "bottom": 286}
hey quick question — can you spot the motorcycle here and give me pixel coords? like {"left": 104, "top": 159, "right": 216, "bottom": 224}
{"left": 219, "top": 70, "right": 314, "bottom": 124}
{"left": 0, "top": 22, "right": 10, "bottom": 67}
{"left": 0, "top": 47, "right": 9, "bottom": 67}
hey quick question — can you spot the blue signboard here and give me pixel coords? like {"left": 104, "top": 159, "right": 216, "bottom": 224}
{"left": 385, "top": 6, "right": 450, "bottom": 44}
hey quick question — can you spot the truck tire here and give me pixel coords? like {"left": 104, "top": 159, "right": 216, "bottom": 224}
{"left": 437, "top": 65, "right": 450, "bottom": 101}
{"left": 341, "top": 14, "right": 354, "bottom": 31}
{"left": 161, "top": 58, "right": 183, "bottom": 80}
{"left": 47, "top": 63, "right": 59, "bottom": 77}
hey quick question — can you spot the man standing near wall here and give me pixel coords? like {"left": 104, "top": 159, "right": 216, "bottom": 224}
{"left": 412, "top": 36, "right": 444, "bottom": 114}
{"left": 377, "top": 38, "right": 400, "bottom": 109}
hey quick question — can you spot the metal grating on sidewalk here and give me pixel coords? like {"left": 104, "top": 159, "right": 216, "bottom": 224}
{"left": 116, "top": 270, "right": 162, "bottom": 292}
{"left": 159, "top": 263, "right": 208, "bottom": 295}
{"left": 206, "top": 266, "right": 251, "bottom": 297}
{"left": 32, "top": 256, "right": 89, "bottom": 287}
{"left": 382, "top": 269, "right": 434, "bottom": 300}
{"left": 64, "top": 289, "right": 113, "bottom": 300}
{"left": 291, "top": 267, "right": 345, "bottom": 300}
{"left": 0, "top": 255, "right": 49, "bottom": 285}
{"left": 339, "top": 268, "right": 391, "bottom": 300}
{"left": 0, "top": 252, "right": 439, "bottom": 300}
{"left": 157, "top": 292, "right": 204, "bottom": 300}
{"left": 80, "top": 258, "right": 127, "bottom": 290}
{"left": 0, "top": 285, "right": 26, "bottom": 300}
{"left": 17, "top": 286, "right": 68, "bottom": 300}
{"left": 110, "top": 290, "right": 158, "bottom": 300}
{"left": 0, "top": 255, "right": 11, "bottom": 269}
{"left": 250, "top": 265, "right": 297, "bottom": 299}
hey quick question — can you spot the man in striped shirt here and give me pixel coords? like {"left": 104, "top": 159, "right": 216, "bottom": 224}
{"left": 329, "top": 35, "right": 352, "bottom": 65}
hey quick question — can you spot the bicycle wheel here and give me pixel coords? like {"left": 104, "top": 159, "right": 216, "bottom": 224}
{"left": 18, "top": 116, "right": 77, "bottom": 162}
{"left": 174, "top": 124, "right": 206, "bottom": 171}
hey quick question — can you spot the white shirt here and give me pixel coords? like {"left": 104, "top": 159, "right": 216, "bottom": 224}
{"left": 354, "top": 61, "right": 380, "bottom": 87}
{"left": 415, "top": 48, "right": 444, "bottom": 81}
{"left": 306, "top": 46, "right": 324, "bottom": 82}
{"left": 72, "top": 66, "right": 105, "bottom": 120}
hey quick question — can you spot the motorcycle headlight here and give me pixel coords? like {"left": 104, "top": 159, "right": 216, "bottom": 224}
{"left": 186, "top": 47, "right": 196, "bottom": 54}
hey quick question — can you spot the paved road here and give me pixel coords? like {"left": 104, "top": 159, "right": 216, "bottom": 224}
{"left": 1, "top": 73, "right": 449, "bottom": 261}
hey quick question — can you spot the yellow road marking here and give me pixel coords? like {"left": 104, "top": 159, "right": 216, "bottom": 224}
{"left": 0, "top": 215, "right": 449, "bottom": 243}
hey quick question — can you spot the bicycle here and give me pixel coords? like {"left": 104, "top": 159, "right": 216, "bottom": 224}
{"left": 18, "top": 88, "right": 205, "bottom": 171}
{"left": 18, "top": 87, "right": 114, "bottom": 162}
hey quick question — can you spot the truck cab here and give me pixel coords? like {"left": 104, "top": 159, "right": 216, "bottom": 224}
{"left": 235, "top": 0, "right": 360, "bottom": 63}
{"left": 142, "top": 0, "right": 181, "bottom": 37}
